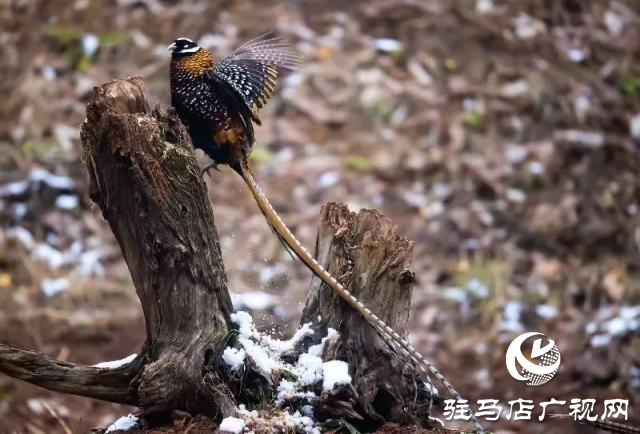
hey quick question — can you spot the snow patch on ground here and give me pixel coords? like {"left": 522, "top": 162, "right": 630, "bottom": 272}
{"left": 55, "top": 194, "right": 79, "bottom": 210}
{"left": 237, "top": 404, "right": 259, "bottom": 418}
{"left": 231, "top": 311, "right": 257, "bottom": 339}
{"left": 0, "top": 168, "right": 75, "bottom": 198}
{"left": 263, "top": 322, "right": 315, "bottom": 355}
{"left": 501, "top": 300, "right": 524, "bottom": 333}
{"left": 586, "top": 305, "right": 640, "bottom": 348}
{"left": 226, "top": 311, "right": 317, "bottom": 375}
{"left": 230, "top": 406, "right": 322, "bottom": 434}
{"left": 218, "top": 416, "right": 245, "bottom": 433}
{"left": 223, "top": 347, "right": 246, "bottom": 371}
{"left": 285, "top": 410, "right": 321, "bottom": 434}
{"left": 29, "top": 168, "right": 75, "bottom": 190}
{"left": 224, "top": 311, "right": 348, "bottom": 411}
{"left": 322, "top": 360, "right": 352, "bottom": 391}
{"left": 41, "top": 277, "right": 69, "bottom": 297}
{"left": 105, "top": 414, "right": 139, "bottom": 433}
{"left": 7, "top": 227, "right": 104, "bottom": 277}
{"left": 6, "top": 227, "right": 35, "bottom": 249}
{"left": 296, "top": 352, "right": 324, "bottom": 386}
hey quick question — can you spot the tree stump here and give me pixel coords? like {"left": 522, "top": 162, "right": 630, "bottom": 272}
{"left": 80, "top": 77, "right": 243, "bottom": 419}
{"left": 0, "top": 77, "right": 440, "bottom": 432}
{"left": 0, "top": 78, "right": 262, "bottom": 422}
{"left": 299, "top": 203, "right": 430, "bottom": 429}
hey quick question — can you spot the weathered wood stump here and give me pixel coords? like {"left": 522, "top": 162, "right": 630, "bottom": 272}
{"left": 80, "top": 77, "right": 243, "bottom": 419}
{"left": 0, "top": 77, "right": 436, "bottom": 432}
{"left": 0, "top": 78, "right": 259, "bottom": 421}
{"left": 300, "top": 203, "right": 429, "bottom": 428}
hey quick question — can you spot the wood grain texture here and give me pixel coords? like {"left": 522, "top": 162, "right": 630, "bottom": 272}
{"left": 301, "top": 202, "right": 431, "bottom": 427}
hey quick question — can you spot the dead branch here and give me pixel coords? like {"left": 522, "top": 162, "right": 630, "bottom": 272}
{"left": 0, "top": 343, "right": 142, "bottom": 405}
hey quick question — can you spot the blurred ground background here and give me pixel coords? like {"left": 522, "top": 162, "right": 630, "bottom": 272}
{"left": 0, "top": 0, "right": 639, "bottom": 433}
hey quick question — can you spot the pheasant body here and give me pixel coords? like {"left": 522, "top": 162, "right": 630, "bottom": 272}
{"left": 169, "top": 36, "right": 296, "bottom": 166}
{"left": 170, "top": 45, "right": 245, "bottom": 165}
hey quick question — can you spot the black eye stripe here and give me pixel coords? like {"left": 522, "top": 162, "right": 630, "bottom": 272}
{"left": 175, "top": 41, "right": 196, "bottom": 48}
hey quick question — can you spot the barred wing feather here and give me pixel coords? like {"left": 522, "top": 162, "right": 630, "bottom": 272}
{"left": 211, "top": 34, "right": 299, "bottom": 124}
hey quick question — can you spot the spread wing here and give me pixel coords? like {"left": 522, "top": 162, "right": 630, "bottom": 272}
{"left": 209, "top": 34, "right": 299, "bottom": 125}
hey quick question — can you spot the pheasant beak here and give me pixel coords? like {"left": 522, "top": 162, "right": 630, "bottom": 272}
{"left": 167, "top": 42, "right": 177, "bottom": 51}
